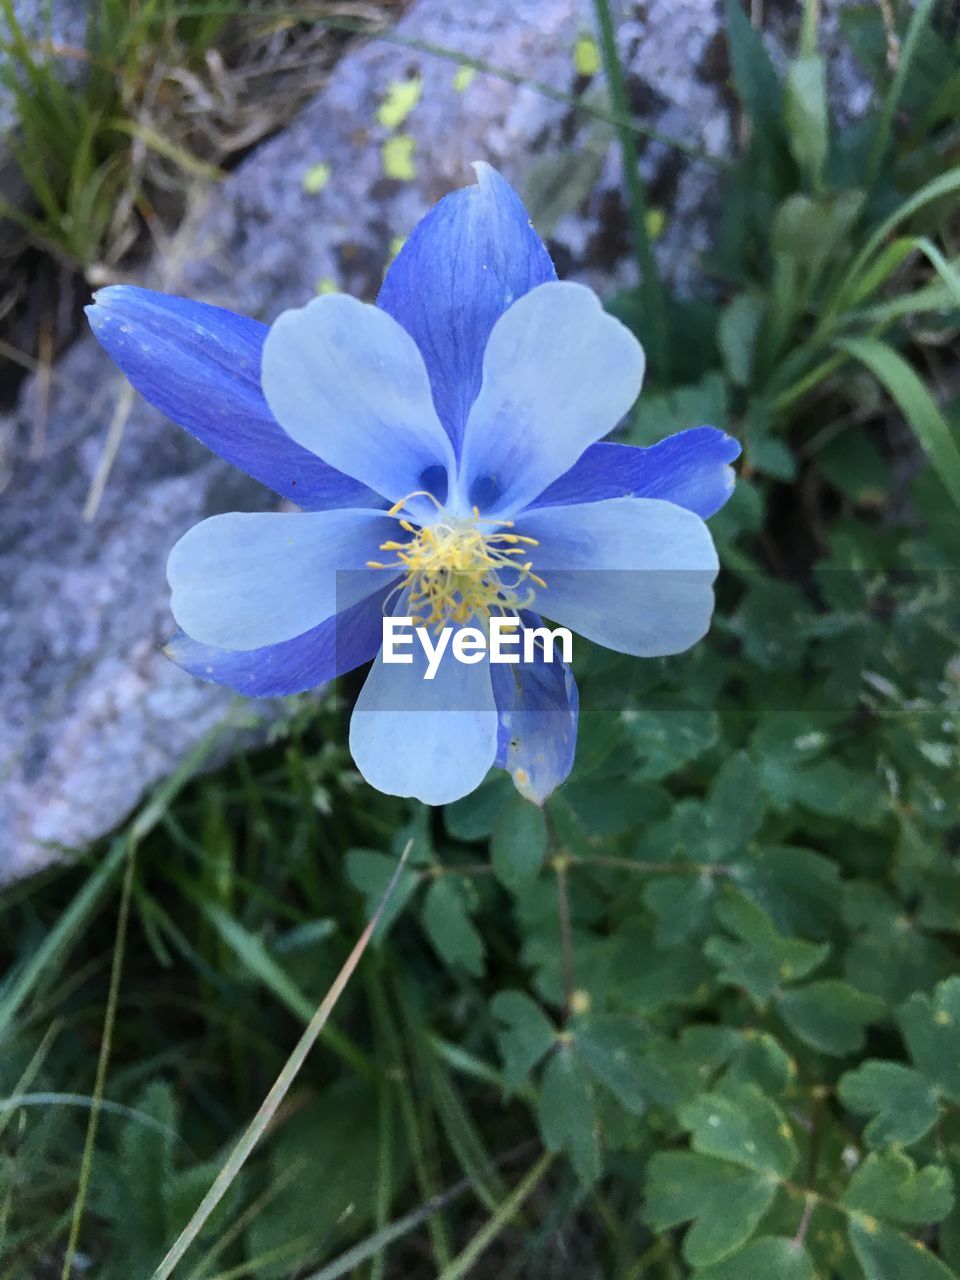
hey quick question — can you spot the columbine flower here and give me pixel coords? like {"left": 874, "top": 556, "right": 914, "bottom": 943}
{"left": 87, "top": 163, "right": 739, "bottom": 807}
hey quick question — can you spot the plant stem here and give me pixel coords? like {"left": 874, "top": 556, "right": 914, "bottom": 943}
{"left": 555, "top": 860, "right": 575, "bottom": 1019}
{"left": 437, "top": 1152, "right": 554, "bottom": 1280}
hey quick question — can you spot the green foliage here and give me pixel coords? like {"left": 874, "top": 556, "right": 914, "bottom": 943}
{"left": 1, "top": 1, "right": 959, "bottom": 1276}
{"left": 0, "top": 0, "right": 238, "bottom": 267}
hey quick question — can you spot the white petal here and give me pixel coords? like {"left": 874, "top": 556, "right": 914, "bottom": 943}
{"left": 261, "top": 294, "right": 455, "bottom": 518}
{"left": 456, "top": 282, "right": 645, "bottom": 516}
{"left": 518, "top": 498, "right": 719, "bottom": 657}
{"left": 168, "top": 509, "right": 397, "bottom": 649}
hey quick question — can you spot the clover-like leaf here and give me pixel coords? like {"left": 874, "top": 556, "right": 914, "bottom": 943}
{"left": 644, "top": 1151, "right": 779, "bottom": 1268}
{"left": 838, "top": 1061, "right": 940, "bottom": 1148}
{"left": 577, "top": 1016, "right": 649, "bottom": 1116}
{"left": 421, "top": 876, "right": 484, "bottom": 976}
{"left": 491, "top": 794, "right": 548, "bottom": 888}
{"left": 706, "top": 891, "right": 829, "bottom": 1007}
{"left": 679, "top": 1084, "right": 798, "bottom": 1179}
{"left": 898, "top": 976, "right": 960, "bottom": 1103}
{"left": 693, "top": 1235, "right": 815, "bottom": 1280}
{"left": 536, "top": 1044, "right": 600, "bottom": 1186}
{"left": 843, "top": 1151, "right": 954, "bottom": 1227}
{"left": 778, "top": 980, "right": 884, "bottom": 1056}
{"left": 848, "top": 1218, "right": 956, "bottom": 1280}
{"left": 490, "top": 990, "right": 556, "bottom": 1091}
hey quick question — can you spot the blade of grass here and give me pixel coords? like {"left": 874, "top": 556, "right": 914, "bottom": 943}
{"left": 838, "top": 335, "right": 960, "bottom": 510}
{"left": 436, "top": 1151, "right": 555, "bottom": 1280}
{"left": 149, "top": 839, "right": 413, "bottom": 1280}
{"left": 829, "top": 166, "right": 960, "bottom": 319}
{"left": 61, "top": 837, "right": 138, "bottom": 1279}
{"left": 592, "top": 0, "right": 669, "bottom": 382}
{"left": 864, "top": 0, "right": 938, "bottom": 192}
{"left": 0, "top": 718, "right": 235, "bottom": 1042}
{"left": 198, "top": 899, "right": 374, "bottom": 1079}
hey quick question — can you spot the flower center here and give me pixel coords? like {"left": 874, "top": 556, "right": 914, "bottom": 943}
{"left": 368, "top": 493, "right": 546, "bottom": 629}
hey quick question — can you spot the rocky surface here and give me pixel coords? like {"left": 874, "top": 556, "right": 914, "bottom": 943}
{"left": 0, "top": 0, "right": 867, "bottom": 880}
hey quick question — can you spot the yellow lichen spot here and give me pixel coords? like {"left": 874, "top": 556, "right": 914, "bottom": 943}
{"left": 377, "top": 76, "right": 422, "bottom": 129}
{"left": 779, "top": 1121, "right": 792, "bottom": 1140}
{"left": 571, "top": 989, "right": 591, "bottom": 1016}
{"left": 315, "top": 277, "right": 338, "bottom": 295}
{"left": 645, "top": 208, "right": 666, "bottom": 239}
{"left": 786, "top": 1057, "right": 798, "bottom": 1076}
{"left": 302, "top": 161, "right": 330, "bottom": 194}
{"left": 382, "top": 135, "right": 416, "bottom": 181}
{"left": 454, "top": 65, "right": 475, "bottom": 92}
{"left": 574, "top": 34, "right": 600, "bottom": 76}
{"left": 381, "top": 236, "right": 406, "bottom": 276}
{"left": 860, "top": 1213, "right": 879, "bottom": 1235}
{"left": 914, "top": 1239, "right": 926, "bottom": 1252}
{"left": 935, "top": 1009, "right": 952, "bottom": 1026}
{"left": 779, "top": 963, "right": 794, "bottom": 980}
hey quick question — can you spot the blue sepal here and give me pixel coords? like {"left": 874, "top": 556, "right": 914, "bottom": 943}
{"left": 87, "top": 286, "right": 381, "bottom": 510}
{"left": 377, "top": 163, "right": 556, "bottom": 450}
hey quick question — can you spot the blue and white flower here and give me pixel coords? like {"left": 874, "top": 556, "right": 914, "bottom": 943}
{"left": 87, "top": 164, "right": 739, "bottom": 806}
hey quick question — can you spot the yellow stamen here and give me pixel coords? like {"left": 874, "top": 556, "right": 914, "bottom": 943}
{"left": 367, "top": 492, "right": 546, "bottom": 630}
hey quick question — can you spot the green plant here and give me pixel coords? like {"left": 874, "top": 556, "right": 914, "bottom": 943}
{"left": 1, "top": 1, "right": 958, "bottom": 1277}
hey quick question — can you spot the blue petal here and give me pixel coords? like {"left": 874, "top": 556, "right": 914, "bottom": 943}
{"left": 165, "top": 583, "right": 392, "bottom": 696}
{"left": 377, "top": 163, "right": 556, "bottom": 450}
{"left": 518, "top": 497, "right": 719, "bottom": 657}
{"left": 455, "top": 282, "right": 646, "bottom": 518}
{"left": 528, "top": 427, "right": 741, "bottom": 518}
{"left": 349, "top": 609, "right": 499, "bottom": 805}
{"left": 167, "top": 509, "right": 398, "bottom": 649}
{"left": 491, "top": 615, "right": 579, "bottom": 804}
{"left": 261, "top": 294, "right": 455, "bottom": 521}
{"left": 86, "top": 287, "right": 379, "bottom": 510}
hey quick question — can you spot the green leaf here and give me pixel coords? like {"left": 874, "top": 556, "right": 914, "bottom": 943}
{"left": 703, "top": 750, "right": 766, "bottom": 858}
{"left": 706, "top": 891, "right": 829, "bottom": 1007}
{"left": 644, "top": 876, "right": 715, "bottom": 946}
{"left": 249, "top": 1079, "right": 384, "bottom": 1275}
{"left": 679, "top": 1084, "right": 798, "bottom": 1178}
{"left": 577, "top": 1017, "right": 648, "bottom": 1116}
{"left": 421, "top": 876, "right": 484, "bottom": 976}
{"left": 778, "top": 980, "right": 885, "bottom": 1056}
{"left": 839, "top": 337, "right": 960, "bottom": 512}
{"left": 490, "top": 991, "right": 556, "bottom": 1091}
{"left": 644, "top": 1150, "right": 779, "bottom": 1268}
{"left": 491, "top": 795, "right": 548, "bottom": 889}
{"left": 623, "top": 708, "right": 719, "bottom": 781}
{"left": 898, "top": 976, "right": 960, "bottom": 1103}
{"left": 535, "top": 1045, "right": 600, "bottom": 1185}
{"left": 848, "top": 1219, "right": 956, "bottom": 1280}
{"left": 345, "top": 849, "right": 421, "bottom": 940}
{"left": 784, "top": 54, "right": 828, "bottom": 190}
{"left": 843, "top": 1151, "right": 954, "bottom": 1226}
{"left": 693, "top": 1235, "right": 815, "bottom": 1280}
{"left": 723, "top": 0, "right": 782, "bottom": 135}
{"left": 719, "top": 293, "right": 765, "bottom": 387}
{"left": 444, "top": 773, "right": 511, "bottom": 840}
{"left": 838, "top": 1061, "right": 940, "bottom": 1148}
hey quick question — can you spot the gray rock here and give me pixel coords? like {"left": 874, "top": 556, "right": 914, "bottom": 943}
{"left": 0, "top": 0, "right": 870, "bottom": 879}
